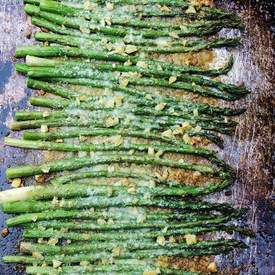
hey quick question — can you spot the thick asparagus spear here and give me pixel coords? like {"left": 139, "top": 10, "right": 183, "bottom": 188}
{"left": 26, "top": 55, "right": 247, "bottom": 95}
{"left": 15, "top": 45, "right": 234, "bottom": 76}
{"left": 5, "top": 137, "right": 217, "bottom": 159}
{"left": 19, "top": 65, "right": 241, "bottom": 100}
{"left": 26, "top": 78, "right": 246, "bottom": 116}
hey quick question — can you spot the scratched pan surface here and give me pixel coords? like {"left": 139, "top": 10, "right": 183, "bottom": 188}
{"left": 0, "top": 0, "right": 274, "bottom": 274}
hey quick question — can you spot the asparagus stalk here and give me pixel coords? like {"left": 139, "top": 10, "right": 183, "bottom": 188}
{"left": 20, "top": 65, "right": 241, "bottom": 100}
{"left": 20, "top": 239, "right": 240, "bottom": 256}
{"left": 37, "top": 1, "right": 241, "bottom": 37}
{"left": 5, "top": 152, "right": 222, "bottom": 179}
{"left": 3, "top": 240, "right": 244, "bottom": 264}
{"left": 26, "top": 55, "right": 247, "bottom": 95}
{"left": 15, "top": 45, "right": 234, "bottom": 76}
{"left": 21, "top": 128, "right": 208, "bottom": 148}
{"left": 0, "top": 174, "right": 232, "bottom": 205}
{"left": 27, "top": 78, "right": 246, "bottom": 116}
{"left": 7, "top": 207, "right": 225, "bottom": 226}
{"left": 26, "top": 96, "right": 237, "bottom": 129}
{"left": 21, "top": 223, "right": 253, "bottom": 241}
{"left": 23, "top": 212, "right": 239, "bottom": 232}
{"left": 25, "top": 264, "right": 197, "bottom": 275}
{"left": 5, "top": 137, "right": 217, "bottom": 159}
{"left": 34, "top": 31, "right": 241, "bottom": 54}
{"left": 11, "top": 109, "right": 233, "bottom": 135}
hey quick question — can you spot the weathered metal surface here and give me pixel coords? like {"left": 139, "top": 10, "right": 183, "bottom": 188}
{"left": 0, "top": 1, "right": 273, "bottom": 274}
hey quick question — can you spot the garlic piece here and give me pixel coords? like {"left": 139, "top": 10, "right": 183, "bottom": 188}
{"left": 125, "top": 45, "right": 138, "bottom": 54}
{"left": 155, "top": 102, "right": 167, "bottom": 111}
{"left": 11, "top": 178, "right": 22, "bottom": 188}
{"left": 168, "top": 76, "right": 177, "bottom": 84}
{"left": 156, "top": 236, "right": 166, "bottom": 246}
{"left": 41, "top": 124, "right": 48, "bottom": 133}
{"left": 184, "top": 234, "right": 197, "bottom": 245}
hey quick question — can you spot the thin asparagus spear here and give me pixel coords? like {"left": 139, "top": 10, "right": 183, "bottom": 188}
{"left": 2, "top": 241, "right": 244, "bottom": 264}
{"left": 26, "top": 96, "right": 237, "bottom": 128}
{"left": 20, "top": 64, "right": 241, "bottom": 100}
{"left": 15, "top": 45, "right": 234, "bottom": 76}
{"left": 21, "top": 128, "right": 209, "bottom": 148}
{"left": 7, "top": 208, "right": 228, "bottom": 227}
{"left": 26, "top": 55, "right": 247, "bottom": 95}
{"left": 11, "top": 109, "right": 233, "bottom": 135}
{"left": 5, "top": 137, "right": 217, "bottom": 159}
{"left": 34, "top": 31, "right": 241, "bottom": 54}
{"left": 37, "top": 1, "right": 241, "bottom": 36}
{"left": 26, "top": 78, "right": 246, "bottom": 116}
{"left": 20, "top": 239, "right": 240, "bottom": 256}
{"left": 25, "top": 264, "right": 197, "bottom": 275}
{"left": 22, "top": 213, "right": 238, "bottom": 232}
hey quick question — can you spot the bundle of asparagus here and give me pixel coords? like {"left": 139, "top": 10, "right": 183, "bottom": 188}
{"left": 0, "top": 0, "right": 252, "bottom": 274}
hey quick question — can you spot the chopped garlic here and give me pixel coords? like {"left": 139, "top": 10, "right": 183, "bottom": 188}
{"left": 48, "top": 238, "right": 58, "bottom": 245}
{"left": 155, "top": 102, "right": 167, "bottom": 111}
{"left": 148, "top": 147, "right": 155, "bottom": 156}
{"left": 143, "top": 269, "right": 161, "bottom": 275}
{"left": 112, "top": 247, "right": 122, "bottom": 256}
{"left": 162, "top": 226, "right": 168, "bottom": 233}
{"left": 31, "top": 215, "right": 38, "bottom": 222}
{"left": 112, "top": 135, "right": 123, "bottom": 146}
{"left": 156, "top": 236, "right": 166, "bottom": 246}
{"left": 51, "top": 197, "right": 59, "bottom": 205}
{"left": 80, "top": 261, "right": 90, "bottom": 266}
{"left": 169, "top": 32, "right": 179, "bottom": 39}
{"left": 172, "top": 126, "right": 183, "bottom": 135}
{"left": 169, "top": 236, "right": 176, "bottom": 243}
{"left": 41, "top": 124, "right": 48, "bottom": 133}
{"left": 114, "top": 95, "right": 123, "bottom": 107}
{"left": 106, "top": 2, "right": 114, "bottom": 11}
{"left": 32, "top": 252, "right": 43, "bottom": 259}
{"left": 137, "top": 213, "right": 146, "bottom": 223}
{"left": 105, "top": 116, "right": 119, "bottom": 127}
{"left": 119, "top": 78, "right": 129, "bottom": 87}
{"left": 11, "top": 178, "right": 21, "bottom": 188}
{"left": 161, "top": 129, "right": 173, "bottom": 138}
{"left": 208, "top": 262, "right": 217, "bottom": 273}
{"left": 193, "top": 108, "right": 199, "bottom": 117}
{"left": 52, "top": 259, "right": 62, "bottom": 268}
{"left": 79, "top": 26, "right": 90, "bottom": 34}
{"left": 136, "top": 61, "right": 148, "bottom": 69}
{"left": 105, "top": 97, "right": 115, "bottom": 108}
{"left": 155, "top": 150, "right": 164, "bottom": 158}
{"left": 181, "top": 121, "right": 191, "bottom": 131}
{"left": 97, "top": 218, "right": 106, "bottom": 225}
{"left": 160, "top": 5, "right": 170, "bottom": 12}
{"left": 42, "top": 111, "right": 50, "bottom": 118}
{"left": 183, "top": 133, "right": 191, "bottom": 144}
{"left": 124, "top": 59, "right": 132, "bottom": 66}
{"left": 185, "top": 5, "right": 197, "bottom": 13}
{"left": 168, "top": 76, "right": 177, "bottom": 84}
{"left": 41, "top": 166, "right": 50, "bottom": 173}
{"left": 184, "top": 234, "right": 197, "bottom": 245}
{"left": 125, "top": 45, "right": 138, "bottom": 54}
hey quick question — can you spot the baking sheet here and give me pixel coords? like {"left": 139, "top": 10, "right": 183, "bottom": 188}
{"left": 0, "top": 0, "right": 274, "bottom": 274}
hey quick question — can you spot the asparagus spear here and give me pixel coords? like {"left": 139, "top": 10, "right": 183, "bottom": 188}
{"left": 26, "top": 55, "right": 247, "bottom": 95}
{"left": 7, "top": 207, "right": 227, "bottom": 226}
{"left": 5, "top": 137, "right": 217, "bottom": 159}
{"left": 21, "top": 70, "right": 241, "bottom": 101}
{"left": 26, "top": 78, "right": 246, "bottom": 116}
{"left": 15, "top": 45, "right": 234, "bottom": 76}
{"left": 22, "top": 212, "right": 239, "bottom": 232}
{"left": 11, "top": 108, "right": 233, "bottom": 135}
{"left": 3, "top": 240, "right": 245, "bottom": 264}
{"left": 25, "top": 264, "right": 198, "bottom": 275}
{"left": 37, "top": 1, "right": 241, "bottom": 36}
{"left": 20, "top": 239, "right": 240, "bottom": 256}
{"left": 34, "top": 31, "right": 241, "bottom": 54}
{"left": 26, "top": 96, "right": 237, "bottom": 129}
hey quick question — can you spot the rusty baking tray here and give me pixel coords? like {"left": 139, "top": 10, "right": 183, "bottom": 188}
{"left": 0, "top": 0, "right": 274, "bottom": 274}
